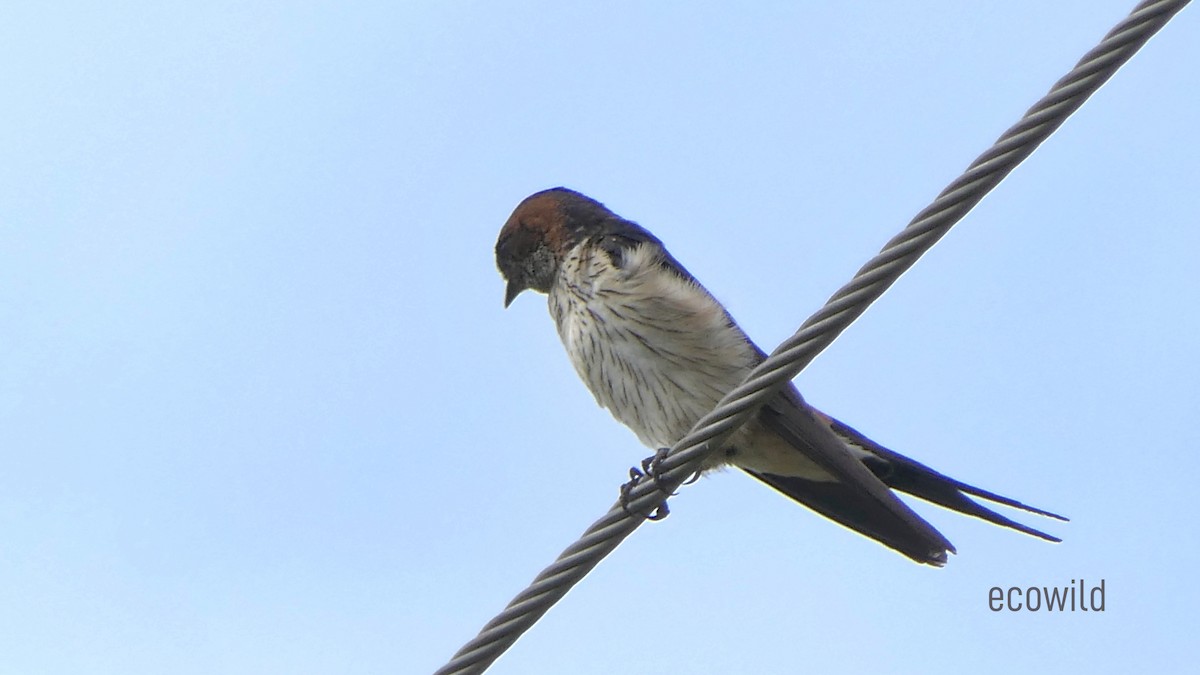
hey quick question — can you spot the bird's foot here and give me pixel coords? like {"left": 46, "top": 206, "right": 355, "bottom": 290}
{"left": 644, "top": 447, "right": 703, "bottom": 485}
{"left": 619, "top": 447, "right": 674, "bottom": 521}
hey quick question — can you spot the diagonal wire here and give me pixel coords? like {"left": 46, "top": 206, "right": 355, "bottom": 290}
{"left": 435, "top": 1, "right": 1189, "bottom": 673}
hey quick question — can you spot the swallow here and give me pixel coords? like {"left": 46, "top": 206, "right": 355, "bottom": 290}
{"left": 495, "top": 187, "right": 1065, "bottom": 566}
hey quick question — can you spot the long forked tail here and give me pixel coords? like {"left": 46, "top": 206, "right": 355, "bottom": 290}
{"left": 822, "top": 413, "right": 1068, "bottom": 542}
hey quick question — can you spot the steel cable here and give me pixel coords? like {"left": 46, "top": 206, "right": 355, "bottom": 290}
{"left": 434, "top": 1, "right": 1189, "bottom": 672}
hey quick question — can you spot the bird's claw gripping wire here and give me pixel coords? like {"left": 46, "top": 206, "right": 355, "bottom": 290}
{"left": 619, "top": 447, "right": 674, "bottom": 521}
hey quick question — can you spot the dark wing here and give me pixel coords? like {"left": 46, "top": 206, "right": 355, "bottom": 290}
{"left": 819, "top": 412, "right": 1067, "bottom": 541}
{"left": 751, "top": 386, "right": 957, "bottom": 566}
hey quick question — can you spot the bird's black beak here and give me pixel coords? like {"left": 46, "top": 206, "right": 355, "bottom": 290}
{"left": 504, "top": 280, "right": 523, "bottom": 308}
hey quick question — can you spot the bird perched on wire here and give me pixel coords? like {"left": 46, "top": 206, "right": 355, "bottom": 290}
{"left": 495, "top": 187, "right": 1064, "bottom": 566}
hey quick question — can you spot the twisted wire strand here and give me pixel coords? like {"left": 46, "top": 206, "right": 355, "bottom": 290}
{"left": 435, "top": 1, "right": 1189, "bottom": 672}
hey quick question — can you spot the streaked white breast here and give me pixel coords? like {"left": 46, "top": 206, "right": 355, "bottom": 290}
{"left": 548, "top": 241, "right": 760, "bottom": 449}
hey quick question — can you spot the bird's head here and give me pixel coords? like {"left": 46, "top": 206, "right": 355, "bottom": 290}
{"left": 495, "top": 187, "right": 616, "bottom": 307}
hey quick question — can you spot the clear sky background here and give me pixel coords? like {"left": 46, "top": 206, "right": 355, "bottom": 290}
{"left": 2, "top": 2, "right": 1197, "bottom": 674}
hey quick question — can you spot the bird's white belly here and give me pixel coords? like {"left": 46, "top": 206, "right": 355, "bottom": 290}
{"left": 549, "top": 271, "right": 758, "bottom": 450}
{"left": 567, "top": 309, "right": 727, "bottom": 446}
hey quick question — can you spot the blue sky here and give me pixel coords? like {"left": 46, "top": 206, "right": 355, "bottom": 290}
{"left": 2, "top": 2, "right": 1196, "bottom": 674}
